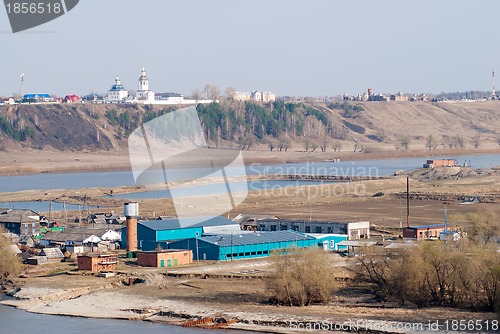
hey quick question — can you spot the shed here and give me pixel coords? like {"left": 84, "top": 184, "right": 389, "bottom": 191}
{"left": 39, "top": 248, "right": 64, "bottom": 262}
{"left": 336, "top": 240, "right": 377, "bottom": 256}
{"left": 77, "top": 253, "right": 118, "bottom": 272}
{"left": 137, "top": 249, "right": 192, "bottom": 267}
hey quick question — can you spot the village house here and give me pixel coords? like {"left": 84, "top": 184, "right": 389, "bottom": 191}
{"left": 0, "top": 209, "right": 44, "bottom": 236}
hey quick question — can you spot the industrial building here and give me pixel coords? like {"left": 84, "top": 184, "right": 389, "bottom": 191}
{"left": 403, "top": 224, "right": 446, "bottom": 240}
{"left": 168, "top": 230, "right": 319, "bottom": 261}
{"left": 255, "top": 219, "right": 370, "bottom": 239}
{"left": 121, "top": 216, "right": 240, "bottom": 251}
{"left": 137, "top": 249, "right": 192, "bottom": 267}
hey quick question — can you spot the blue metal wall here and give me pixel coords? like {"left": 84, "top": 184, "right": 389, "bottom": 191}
{"left": 121, "top": 225, "right": 203, "bottom": 250}
{"left": 169, "top": 237, "right": 319, "bottom": 261}
{"left": 169, "top": 239, "right": 219, "bottom": 261}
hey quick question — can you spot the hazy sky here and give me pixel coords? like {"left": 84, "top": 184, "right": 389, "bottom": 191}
{"left": 1, "top": 0, "right": 499, "bottom": 97}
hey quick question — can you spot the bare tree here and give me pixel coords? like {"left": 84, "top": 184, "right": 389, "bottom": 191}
{"left": 397, "top": 136, "right": 410, "bottom": 151}
{"left": 267, "top": 248, "right": 336, "bottom": 306}
{"left": 310, "top": 140, "right": 318, "bottom": 152}
{"left": 332, "top": 141, "right": 343, "bottom": 152}
{"left": 278, "top": 136, "right": 291, "bottom": 151}
{"left": 320, "top": 135, "right": 330, "bottom": 153}
{"left": 268, "top": 139, "right": 275, "bottom": 151}
{"left": 0, "top": 227, "right": 22, "bottom": 280}
{"left": 303, "top": 137, "right": 311, "bottom": 152}
{"left": 210, "top": 85, "right": 222, "bottom": 101}
{"left": 225, "top": 87, "right": 237, "bottom": 99}
{"left": 471, "top": 134, "right": 481, "bottom": 149}
{"left": 452, "top": 135, "right": 465, "bottom": 149}
{"left": 426, "top": 134, "right": 437, "bottom": 150}
{"left": 203, "top": 84, "right": 212, "bottom": 99}
{"left": 191, "top": 89, "right": 202, "bottom": 101}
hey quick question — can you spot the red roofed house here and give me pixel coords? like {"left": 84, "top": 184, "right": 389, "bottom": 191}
{"left": 64, "top": 94, "right": 80, "bottom": 103}
{"left": 2, "top": 97, "right": 15, "bottom": 105}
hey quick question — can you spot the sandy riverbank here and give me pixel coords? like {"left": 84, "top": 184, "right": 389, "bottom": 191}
{"left": 1, "top": 258, "right": 497, "bottom": 334}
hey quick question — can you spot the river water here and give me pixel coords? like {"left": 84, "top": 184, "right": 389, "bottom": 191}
{"left": 1, "top": 153, "right": 499, "bottom": 194}
{"left": 0, "top": 298, "right": 257, "bottom": 334}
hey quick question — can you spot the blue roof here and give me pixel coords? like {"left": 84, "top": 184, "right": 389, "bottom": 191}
{"left": 110, "top": 84, "right": 125, "bottom": 91}
{"left": 408, "top": 224, "right": 445, "bottom": 229}
{"left": 23, "top": 93, "right": 50, "bottom": 99}
{"left": 139, "top": 216, "right": 236, "bottom": 231}
{"left": 200, "top": 230, "right": 315, "bottom": 247}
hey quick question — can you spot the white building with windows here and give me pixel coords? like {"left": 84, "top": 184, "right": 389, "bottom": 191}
{"left": 136, "top": 67, "right": 155, "bottom": 102}
{"left": 106, "top": 75, "right": 128, "bottom": 102}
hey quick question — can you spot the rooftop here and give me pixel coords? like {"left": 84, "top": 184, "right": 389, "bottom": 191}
{"left": 200, "top": 230, "right": 315, "bottom": 247}
{"left": 39, "top": 247, "right": 64, "bottom": 259}
{"left": 406, "top": 224, "right": 445, "bottom": 230}
{"left": 337, "top": 240, "right": 377, "bottom": 247}
{"left": 139, "top": 216, "right": 237, "bottom": 231}
{"left": 0, "top": 209, "right": 40, "bottom": 223}
{"left": 258, "top": 218, "right": 366, "bottom": 225}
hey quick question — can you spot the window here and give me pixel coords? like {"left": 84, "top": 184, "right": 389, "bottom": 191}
{"left": 239, "top": 253, "right": 244, "bottom": 257}
{"left": 280, "top": 224, "right": 288, "bottom": 231}
{"left": 270, "top": 225, "right": 277, "bottom": 231}
{"left": 251, "top": 252, "right": 256, "bottom": 255}
{"left": 315, "top": 226, "right": 323, "bottom": 233}
{"left": 305, "top": 226, "right": 311, "bottom": 233}
{"left": 257, "top": 251, "right": 262, "bottom": 255}
{"left": 244, "top": 252, "right": 250, "bottom": 256}
{"left": 327, "top": 227, "right": 334, "bottom": 233}
{"left": 330, "top": 240, "right": 335, "bottom": 247}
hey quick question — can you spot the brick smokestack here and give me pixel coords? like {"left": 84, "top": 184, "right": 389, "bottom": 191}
{"left": 124, "top": 202, "right": 139, "bottom": 253}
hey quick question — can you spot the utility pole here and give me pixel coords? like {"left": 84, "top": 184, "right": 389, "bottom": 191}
{"left": 406, "top": 176, "right": 410, "bottom": 228}
{"left": 20, "top": 74, "right": 24, "bottom": 98}
{"left": 493, "top": 68, "right": 496, "bottom": 99}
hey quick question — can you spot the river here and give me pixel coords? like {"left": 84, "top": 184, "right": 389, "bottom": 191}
{"left": 1, "top": 153, "right": 500, "bottom": 194}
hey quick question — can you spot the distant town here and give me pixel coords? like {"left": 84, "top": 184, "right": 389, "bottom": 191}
{"left": 1, "top": 67, "right": 498, "bottom": 106}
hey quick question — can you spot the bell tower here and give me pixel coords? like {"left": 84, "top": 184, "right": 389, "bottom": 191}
{"left": 138, "top": 66, "right": 149, "bottom": 92}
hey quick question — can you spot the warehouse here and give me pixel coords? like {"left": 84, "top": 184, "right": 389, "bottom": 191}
{"left": 168, "top": 230, "right": 318, "bottom": 261}
{"left": 255, "top": 219, "right": 370, "bottom": 239}
{"left": 121, "top": 216, "right": 240, "bottom": 251}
